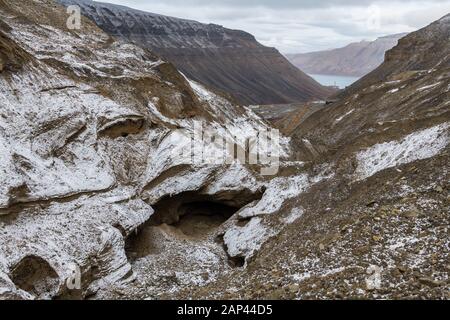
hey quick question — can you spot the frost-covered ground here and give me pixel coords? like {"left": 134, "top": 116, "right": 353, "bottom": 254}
{"left": 170, "top": 14, "right": 450, "bottom": 300}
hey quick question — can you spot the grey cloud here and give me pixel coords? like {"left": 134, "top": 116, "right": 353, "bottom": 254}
{"left": 99, "top": 0, "right": 445, "bottom": 10}
{"left": 98, "top": 0, "right": 450, "bottom": 53}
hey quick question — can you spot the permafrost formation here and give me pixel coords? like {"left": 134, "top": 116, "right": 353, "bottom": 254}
{"left": 0, "top": 0, "right": 328, "bottom": 299}
{"left": 0, "top": 1, "right": 449, "bottom": 300}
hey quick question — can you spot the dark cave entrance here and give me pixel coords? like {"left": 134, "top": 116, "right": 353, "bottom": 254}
{"left": 150, "top": 192, "right": 244, "bottom": 236}
{"left": 169, "top": 201, "right": 238, "bottom": 237}
{"left": 10, "top": 255, "right": 60, "bottom": 299}
{"left": 125, "top": 189, "right": 264, "bottom": 260}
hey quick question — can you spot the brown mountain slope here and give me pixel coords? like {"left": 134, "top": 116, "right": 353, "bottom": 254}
{"left": 57, "top": 0, "right": 334, "bottom": 105}
{"left": 0, "top": 0, "right": 448, "bottom": 301}
{"left": 286, "top": 14, "right": 449, "bottom": 159}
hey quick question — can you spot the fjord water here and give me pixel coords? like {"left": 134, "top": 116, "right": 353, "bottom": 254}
{"left": 309, "top": 74, "right": 359, "bottom": 89}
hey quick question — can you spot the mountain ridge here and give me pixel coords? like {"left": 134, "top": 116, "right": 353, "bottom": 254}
{"left": 57, "top": 0, "right": 333, "bottom": 105}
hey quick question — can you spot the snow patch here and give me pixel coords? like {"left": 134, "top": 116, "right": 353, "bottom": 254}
{"left": 335, "top": 109, "right": 355, "bottom": 123}
{"left": 417, "top": 82, "right": 441, "bottom": 91}
{"left": 355, "top": 123, "right": 449, "bottom": 181}
{"left": 283, "top": 207, "right": 304, "bottom": 224}
{"left": 223, "top": 217, "right": 275, "bottom": 259}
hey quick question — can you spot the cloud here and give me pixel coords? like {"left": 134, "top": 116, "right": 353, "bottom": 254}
{"left": 98, "top": 0, "right": 450, "bottom": 53}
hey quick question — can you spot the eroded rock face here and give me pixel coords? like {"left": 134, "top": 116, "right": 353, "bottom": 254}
{"left": 10, "top": 256, "right": 60, "bottom": 299}
{"left": 178, "top": 14, "right": 450, "bottom": 300}
{"left": 0, "top": 0, "right": 322, "bottom": 300}
{"left": 0, "top": 30, "right": 29, "bottom": 73}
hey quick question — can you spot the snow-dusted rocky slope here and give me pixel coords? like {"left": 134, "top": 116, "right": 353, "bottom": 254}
{"left": 0, "top": 0, "right": 333, "bottom": 299}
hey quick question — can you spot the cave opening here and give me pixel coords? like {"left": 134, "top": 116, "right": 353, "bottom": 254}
{"left": 10, "top": 255, "right": 60, "bottom": 299}
{"left": 125, "top": 189, "right": 264, "bottom": 260}
{"left": 170, "top": 200, "right": 238, "bottom": 237}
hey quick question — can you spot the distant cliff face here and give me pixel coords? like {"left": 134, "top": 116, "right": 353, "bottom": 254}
{"left": 288, "top": 15, "right": 449, "bottom": 162}
{"left": 286, "top": 33, "right": 408, "bottom": 77}
{"left": 58, "top": 0, "right": 333, "bottom": 105}
{"left": 338, "top": 16, "right": 449, "bottom": 98}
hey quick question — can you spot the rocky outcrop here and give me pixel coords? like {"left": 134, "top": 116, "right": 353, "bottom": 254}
{"left": 57, "top": 0, "right": 334, "bottom": 105}
{"left": 1, "top": 0, "right": 448, "bottom": 301}
{"left": 0, "top": 31, "right": 30, "bottom": 73}
{"left": 286, "top": 33, "right": 407, "bottom": 77}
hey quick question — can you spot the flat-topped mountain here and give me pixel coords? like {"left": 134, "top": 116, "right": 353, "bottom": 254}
{"left": 57, "top": 0, "right": 333, "bottom": 105}
{"left": 287, "top": 33, "right": 408, "bottom": 77}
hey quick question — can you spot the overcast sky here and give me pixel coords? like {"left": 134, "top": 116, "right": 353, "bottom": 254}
{"left": 100, "top": 0, "right": 450, "bottom": 53}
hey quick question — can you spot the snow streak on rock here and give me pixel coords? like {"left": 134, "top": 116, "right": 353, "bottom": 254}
{"left": 355, "top": 122, "right": 450, "bottom": 181}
